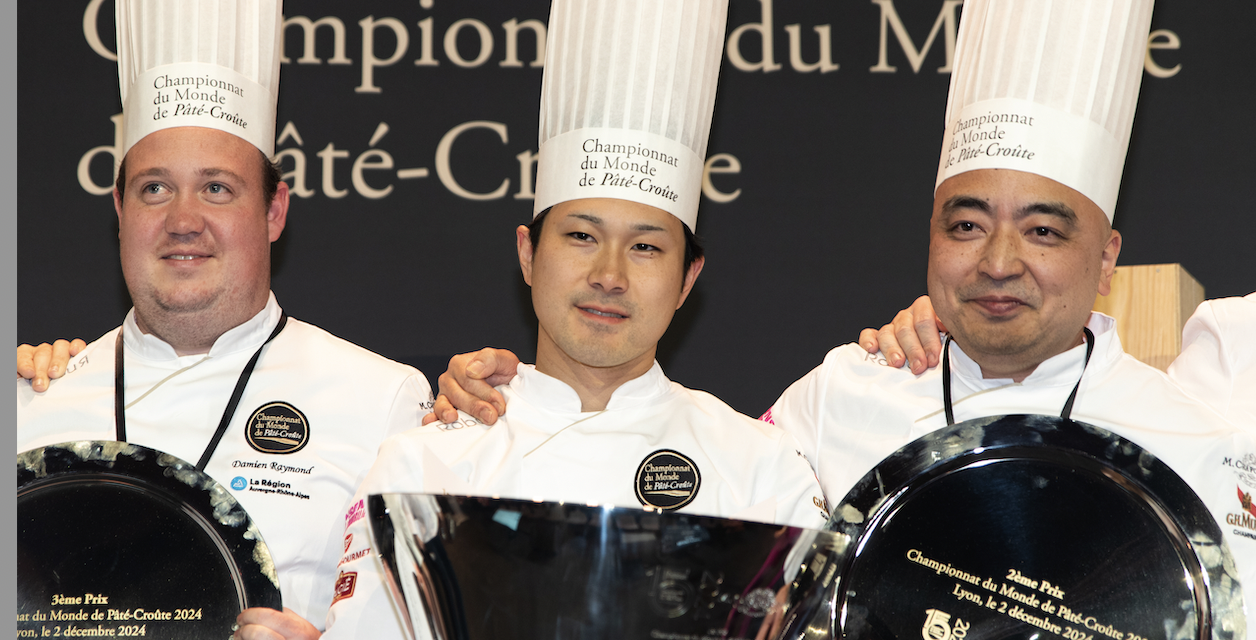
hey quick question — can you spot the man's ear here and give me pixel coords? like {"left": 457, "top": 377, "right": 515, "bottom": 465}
{"left": 516, "top": 225, "right": 535, "bottom": 286}
{"left": 1096, "top": 229, "right": 1122, "bottom": 297}
{"left": 267, "top": 180, "right": 290, "bottom": 242}
{"left": 114, "top": 188, "right": 124, "bottom": 235}
{"left": 676, "top": 255, "right": 705, "bottom": 309}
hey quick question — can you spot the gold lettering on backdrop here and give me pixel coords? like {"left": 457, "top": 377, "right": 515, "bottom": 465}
{"left": 904, "top": 551, "right": 1140, "bottom": 640}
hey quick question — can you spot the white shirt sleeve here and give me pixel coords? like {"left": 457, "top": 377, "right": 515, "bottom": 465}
{"left": 762, "top": 344, "right": 925, "bottom": 503}
{"left": 323, "top": 436, "right": 428, "bottom": 640}
{"left": 768, "top": 430, "right": 831, "bottom": 528}
{"left": 1170, "top": 295, "right": 1256, "bottom": 425}
{"left": 384, "top": 373, "right": 436, "bottom": 439}
{"left": 763, "top": 362, "right": 828, "bottom": 469}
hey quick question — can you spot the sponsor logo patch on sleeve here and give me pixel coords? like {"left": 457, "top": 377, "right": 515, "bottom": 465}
{"left": 345, "top": 499, "right": 365, "bottom": 531}
{"left": 332, "top": 571, "right": 357, "bottom": 604}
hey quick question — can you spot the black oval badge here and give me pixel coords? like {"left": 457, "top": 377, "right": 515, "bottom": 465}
{"left": 635, "top": 450, "right": 701, "bottom": 511}
{"left": 245, "top": 402, "right": 310, "bottom": 454}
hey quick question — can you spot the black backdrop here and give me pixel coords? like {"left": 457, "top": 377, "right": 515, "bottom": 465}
{"left": 18, "top": 0, "right": 1256, "bottom": 416}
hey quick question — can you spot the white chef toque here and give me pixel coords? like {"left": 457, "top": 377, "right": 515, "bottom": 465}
{"left": 534, "top": 0, "right": 729, "bottom": 231}
{"left": 116, "top": 0, "right": 283, "bottom": 157}
{"left": 936, "top": 0, "right": 1154, "bottom": 222}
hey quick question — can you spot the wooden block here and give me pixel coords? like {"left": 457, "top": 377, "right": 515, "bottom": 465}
{"left": 1093, "top": 263, "right": 1205, "bottom": 371}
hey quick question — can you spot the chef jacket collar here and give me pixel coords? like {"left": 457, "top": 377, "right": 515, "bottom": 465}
{"left": 947, "top": 312, "right": 1121, "bottom": 392}
{"left": 510, "top": 360, "right": 674, "bottom": 415}
{"left": 122, "top": 292, "right": 284, "bottom": 362}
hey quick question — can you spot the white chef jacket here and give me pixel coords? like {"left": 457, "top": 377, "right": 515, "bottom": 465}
{"left": 766, "top": 312, "right": 1256, "bottom": 613}
{"left": 1170, "top": 293, "right": 1256, "bottom": 426}
{"left": 16, "top": 293, "right": 434, "bottom": 628}
{"left": 323, "top": 361, "right": 826, "bottom": 639}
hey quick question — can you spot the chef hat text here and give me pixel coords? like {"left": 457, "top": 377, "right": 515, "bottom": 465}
{"left": 117, "top": 0, "right": 283, "bottom": 157}
{"left": 533, "top": 0, "right": 729, "bottom": 231}
{"left": 936, "top": 0, "right": 1154, "bottom": 222}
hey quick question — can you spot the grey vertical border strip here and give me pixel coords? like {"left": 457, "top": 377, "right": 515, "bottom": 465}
{"left": 2, "top": 0, "right": 19, "bottom": 630}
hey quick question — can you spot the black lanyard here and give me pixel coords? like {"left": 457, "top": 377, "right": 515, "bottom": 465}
{"left": 114, "top": 312, "right": 289, "bottom": 471}
{"left": 942, "top": 326, "right": 1095, "bottom": 426}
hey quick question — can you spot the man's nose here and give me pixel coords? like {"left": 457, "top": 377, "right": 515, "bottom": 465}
{"left": 978, "top": 226, "right": 1025, "bottom": 281}
{"left": 164, "top": 195, "right": 206, "bottom": 238}
{"left": 588, "top": 249, "right": 628, "bottom": 293}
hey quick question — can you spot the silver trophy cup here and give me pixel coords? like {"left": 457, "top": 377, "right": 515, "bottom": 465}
{"left": 367, "top": 494, "right": 845, "bottom": 640}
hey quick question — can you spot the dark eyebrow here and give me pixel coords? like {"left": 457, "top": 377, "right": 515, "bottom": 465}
{"left": 941, "top": 195, "right": 1078, "bottom": 227}
{"left": 941, "top": 195, "right": 991, "bottom": 216}
{"left": 1019, "top": 201, "right": 1077, "bottom": 225}
{"left": 568, "top": 212, "right": 666, "bottom": 233}
{"left": 567, "top": 213, "right": 603, "bottom": 225}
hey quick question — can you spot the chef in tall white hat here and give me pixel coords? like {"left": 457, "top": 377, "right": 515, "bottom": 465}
{"left": 856, "top": 0, "right": 1165, "bottom": 375}
{"left": 16, "top": 2, "right": 434, "bottom": 639}
{"left": 323, "top": 1, "right": 824, "bottom": 637}
{"left": 922, "top": 0, "right": 1147, "bottom": 377}
{"left": 764, "top": 0, "right": 1254, "bottom": 623}
{"left": 857, "top": 5, "right": 1256, "bottom": 426}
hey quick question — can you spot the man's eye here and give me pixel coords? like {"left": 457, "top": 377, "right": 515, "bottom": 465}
{"left": 569, "top": 232, "right": 593, "bottom": 241}
{"left": 633, "top": 243, "right": 659, "bottom": 252}
{"left": 956, "top": 222, "right": 976, "bottom": 232}
{"left": 207, "top": 183, "right": 225, "bottom": 194}
{"left": 142, "top": 184, "right": 162, "bottom": 194}
{"left": 1031, "top": 227, "right": 1055, "bottom": 237}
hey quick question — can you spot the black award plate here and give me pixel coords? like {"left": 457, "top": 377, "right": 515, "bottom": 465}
{"left": 822, "top": 415, "right": 1245, "bottom": 640}
{"left": 367, "top": 493, "right": 848, "bottom": 640}
{"left": 17, "top": 441, "right": 282, "bottom": 639}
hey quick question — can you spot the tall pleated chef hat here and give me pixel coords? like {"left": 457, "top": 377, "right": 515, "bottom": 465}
{"left": 117, "top": 0, "right": 283, "bottom": 157}
{"left": 936, "top": 0, "right": 1154, "bottom": 222}
{"left": 534, "top": 0, "right": 729, "bottom": 231}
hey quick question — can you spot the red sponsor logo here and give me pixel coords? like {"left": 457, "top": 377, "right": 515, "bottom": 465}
{"left": 345, "top": 499, "right": 365, "bottom": 530}
{"left": 759, "top": 407, "right": 775, "bottom": 425}
{"left": 1239, "top": 486, "right": 1256, "bottom": 516}
{"left": 343, "top": 534, "right": 353, "bottom": 553}
{"left": 338, "top": 548, "right": 371, "bottom": 567}
{"left": 333, "top": 572, "right": 357, "bottom": 604}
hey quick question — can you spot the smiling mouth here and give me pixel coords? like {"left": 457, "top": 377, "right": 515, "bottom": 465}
{"left": 968, "top": 297, "right": 1027, "bottom": 315}
{"left": 579, "top": 307, "right": 627, "bottom": 319}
